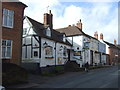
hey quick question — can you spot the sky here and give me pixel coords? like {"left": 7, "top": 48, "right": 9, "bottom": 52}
{"left": 19, "top": 0, "right": 119, "bottom": 44}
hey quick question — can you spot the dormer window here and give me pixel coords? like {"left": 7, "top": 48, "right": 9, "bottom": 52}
{"left": 46, "top": 27, "right": 51, "bottom": 37}
{"left": 63, "top": 34, "right": 66, "bottom": 42}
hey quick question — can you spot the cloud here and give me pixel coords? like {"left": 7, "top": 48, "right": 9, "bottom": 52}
{"left": 58, "top": 0, "right": 119, "bottom": 2}
{"left": 20, "top": 0, "right": 118, "bottom": 44}
{"left": 20, "top": 0, "right": 60, "bottom": 22}
{"left": 53, "top": 5, "right": 83, "bottom": 28}
{"left": 53, "top": 2, "right": 118, "bottom": 43}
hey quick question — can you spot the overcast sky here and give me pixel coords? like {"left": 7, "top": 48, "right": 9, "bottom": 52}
{"left": 19, "top": 0, "right": 119, "bottom": 44}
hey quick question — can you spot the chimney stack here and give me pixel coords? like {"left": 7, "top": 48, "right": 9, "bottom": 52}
{"left": 43, "top": 10, "right": 53, "bottom": 30}
{"left": 94, "top": 31, "right": 98, "bottom": 39}
{"left": 76, "top": 19, "right": 82, "bottom": 30}
{"left": 114, "top": 39, "right": 117, "bottom": 45}
{"left": 100, "top": 33, "right": 103, "bottom": 40}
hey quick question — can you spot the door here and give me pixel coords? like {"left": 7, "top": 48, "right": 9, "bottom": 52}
{"left": 67, "top": 49, "right": 70, "bottom": 61}
{"left": 90, "top": 50, "right": 93, "bottom": 65}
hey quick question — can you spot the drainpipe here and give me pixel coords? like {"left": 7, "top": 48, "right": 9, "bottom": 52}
{"left": 55, "top": 42, "right": 57, "bottom": 67}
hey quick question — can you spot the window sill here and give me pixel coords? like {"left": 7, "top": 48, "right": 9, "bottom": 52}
{"left": 45, "top": 57, "right": 54, "bottom": 59}
{"left": 2, "top": 57, "right": 11, "bottom": 59}
{"left": 2, "top": 25, "right": 13, "bottom": 29}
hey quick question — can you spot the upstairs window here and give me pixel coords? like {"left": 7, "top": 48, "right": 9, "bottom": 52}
{"left": 46, "top": 27, "right": 51, "bottom": 37}
{"left": 63, "top": 46, "right": 67, "bottom": 56}
{"left": 2, "top": 40, "right": 12, "bottom": 58}
{"left": 2, "top": 8, "right": 14, "bottom": 28}
{"left": 63, "top": 34, "right": 66, "bottom": 42}
{"left": 23, "top": 28, "right": 27, "bottom": 35}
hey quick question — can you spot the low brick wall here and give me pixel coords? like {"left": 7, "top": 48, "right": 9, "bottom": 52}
{"left": 41, "top": 65, "right": 65, "bottom": 74}
{"left": 21, "top": 63, "right": 65, "bottom": 74}
{"left": 21, "top": 63, "right": 41, "bottom": 74}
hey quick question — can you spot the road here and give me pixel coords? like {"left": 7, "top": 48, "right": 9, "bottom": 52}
{"left": 32, "top": 66, "right": 119, "bottom": 88}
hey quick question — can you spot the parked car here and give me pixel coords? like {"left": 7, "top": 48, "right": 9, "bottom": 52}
{"left": 0, "top": 86, "right": 5, "bottom": 90}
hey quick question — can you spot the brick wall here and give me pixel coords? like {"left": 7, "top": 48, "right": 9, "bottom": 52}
{"left": 108, "top": 47, "right": 120, "bottom": 65}
{"left": 2, "top": 2, "right": 27, "bottom": 65}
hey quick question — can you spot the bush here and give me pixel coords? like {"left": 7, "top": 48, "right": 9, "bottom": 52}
{"left": 89, "top": 65, "right": 111, "bottom": 70}
{"left": 55, "top": 66, "right": 64, "bottom": 71}
{"left": 54, "top": 66, "right": 65, "bottom": 74}
{"left": 2, "top": 63, "right": 28, "bottom": 86}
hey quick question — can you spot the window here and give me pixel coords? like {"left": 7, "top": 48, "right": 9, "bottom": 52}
{"left": 46, "top": 28, "right": 51, "bottom": 37}
{"left": 44, "top": 46, "right": 53, "bottom": 57}
{"left": 63, "top": 34, "right": 66, "bottom": 42}
{"left": 3, "top": 8, "right": 14, "bottom": 28}
{"left": 34, "top": 51, "right": 38, "bottom": 57}
{"left": 23, "top": 28, "right": 27, "bottom": 35}
{"left": 2, "top": 40, "right": 12, "bottom": 58}
{"left": 63, "top": 46, "right": 67, "bottom": 56}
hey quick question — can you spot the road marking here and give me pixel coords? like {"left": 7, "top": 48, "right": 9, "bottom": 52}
{"left": 99, "top": 82, "right": 112, "bottom": 88}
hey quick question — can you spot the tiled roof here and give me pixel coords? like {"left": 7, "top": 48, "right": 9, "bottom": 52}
{"left": 55, "top": 26, "right": 84, "bottom": 36}
{"left": 26, "top": 16, "right": 72, "bottom": 46}
{"left": 103, "top": 41, "right": 120, "bottom": 49}
{"left": 84, "top": 33, "right": 99, "bottom": 41}
{"left": 55, "top": 26, "right": 98, "bottom": 41}
{"left": 117, "top": 45, "right": 120, "bottom": 48}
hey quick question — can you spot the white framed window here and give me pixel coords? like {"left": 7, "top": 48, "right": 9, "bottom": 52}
{"left": 33, "top": 49, "right": 39, "bottom": 59}
{"left": 2, "top": 40, "right": 12, "bottom": 58}
{"left": 23, "top": 28, "right": 27, "bottom": 35}
{"left": 46, "top": 27, "right": 51, "bottom": 37}
{"left": 2, "top": 8, "right": 14, "bottom": 28}
{"left": 63, "top": 34, "right": 66, "bottom": 42}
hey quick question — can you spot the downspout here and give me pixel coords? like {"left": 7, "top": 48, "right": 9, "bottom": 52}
{"left": 31, "top": 36, "right": 33, "bottom": 58}
{"left": 39, "top": 36, "right": 41, "bottom": 58}
{"left": 55, "top": 42, "right": 57, "bottom": 67}
{"left": 39, "top": 36, "right": 41, "bottom": 73}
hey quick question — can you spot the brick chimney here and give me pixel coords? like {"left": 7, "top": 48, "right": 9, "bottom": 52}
{"left": 43, "top": 10, "right": 53, "bottom": 30}
{"left": 100, "top": 33, "right": 103, "bottom": 40}
{"left": 76, "top": 19, "right": 82, "bottom": 30}
{"left": 94, "top": 31, "right": 98, "bottom": 39}
{"left": 114, "top": 39, "right": 116, "bottom": 45}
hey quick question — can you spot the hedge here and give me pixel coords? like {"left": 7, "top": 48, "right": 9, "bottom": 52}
{"left": 2, "top": 63, "right": 28, "bottom": 86}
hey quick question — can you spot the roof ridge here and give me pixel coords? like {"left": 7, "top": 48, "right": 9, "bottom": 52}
{"left": 55, "top": 25, "right": 77, "bottom": 30}
{"left": 26, "top": 16, "right": 44, "bottom": 25}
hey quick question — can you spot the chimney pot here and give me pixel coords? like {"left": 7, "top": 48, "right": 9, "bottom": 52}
{"left": 100, "top": 33, "right": 103, "bottom": 40}
{"left": 76, "top": 19, "right": 82, "bottom": 30}
{"left": 49, "top": 10, "right": 51, "bottom": 14}
{"left": 114, "top": 39, "right": 117, "bottom": 45}
{"left": 94, "top": 31, "right": 98, "bottom": 39}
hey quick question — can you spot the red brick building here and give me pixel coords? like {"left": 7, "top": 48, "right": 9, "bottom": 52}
{"left": 2, "top": 2, "right": 27, "bottom": 65}
{"left": 104, "top": 40, "right": 120, "bottom": 65}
